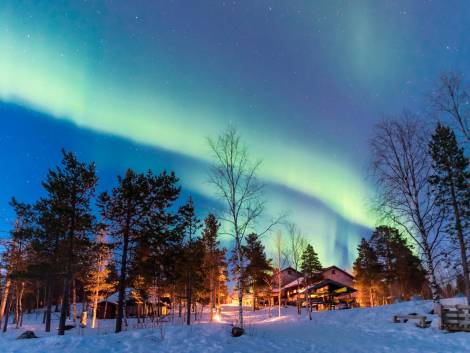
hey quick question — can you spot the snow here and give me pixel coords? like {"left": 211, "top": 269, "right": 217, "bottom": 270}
{"left": 440, "top": 297, "right": 468, "bottom": 306}
{"left": 100, "top": 288, "right": 132, "bottom": 304}
{"left": 1, "top": 300, "right": 469, "bottom": 353}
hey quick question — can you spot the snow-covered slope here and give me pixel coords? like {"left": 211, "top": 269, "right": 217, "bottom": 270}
{"left": 0, "top": 301, "right": 469, "bottom": 353}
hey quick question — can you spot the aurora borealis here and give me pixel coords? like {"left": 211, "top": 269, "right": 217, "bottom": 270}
{"left": 1, "top": 1, "right": 470, "bottom": 269}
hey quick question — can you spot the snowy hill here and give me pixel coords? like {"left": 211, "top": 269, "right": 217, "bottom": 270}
{"left": 1, "top": 301, "right": 469, "bottom": 353}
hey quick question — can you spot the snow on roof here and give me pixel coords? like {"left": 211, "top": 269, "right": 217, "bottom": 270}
{"left": 281, "top": 277, "right": 304, "bottom": 290}
{"left": 99, "top": 288, "right": 132, "bottom": 304}
{"left": 299, "top": 279, "right": 356, "bottom": 294}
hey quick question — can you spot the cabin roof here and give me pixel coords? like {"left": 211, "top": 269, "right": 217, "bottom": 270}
{"left": 281, "top": 267, "right": 303, "bottom": 275}
{"left": 322, "top": 266, "right": 354, "bottom": 279}
{"left": 301, "top": 279, "right": 357, "bottom": 294}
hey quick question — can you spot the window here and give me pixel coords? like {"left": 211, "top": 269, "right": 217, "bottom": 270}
{"left": 332, "top": 269, "right": 336, "bottom": 274}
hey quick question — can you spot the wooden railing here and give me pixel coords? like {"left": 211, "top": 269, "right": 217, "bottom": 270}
{"left": 438, "top": 304, "right": 470, "bottom": 332}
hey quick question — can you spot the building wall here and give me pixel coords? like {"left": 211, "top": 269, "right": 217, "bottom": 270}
{"left": 322, "top": 268, "right": 353, "bottom": 287}
{"left": 280, "top": 268, "right": 302, "bottom": 286}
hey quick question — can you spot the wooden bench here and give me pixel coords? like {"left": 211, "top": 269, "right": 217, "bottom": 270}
{"left": 439, "top": 304, "right": 470, "bottom": 332}
{"left": 393, "top": 314, "right": 428, "bottom": 328}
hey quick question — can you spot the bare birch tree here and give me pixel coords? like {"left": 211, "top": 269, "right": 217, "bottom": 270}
{"left": 370, "top": 115, "right": 445, "bottom": 302}
{"left": 273, "top": 231, "right": 286, "bottom": 317}
{"left": 287, "top": 223, "right": 306, "bottom": 315}
{"left": 429, "top": 72, "right": 470, "bottom": 145}
{"left": 208, "top": 126, "right": 270, "bottom": 330}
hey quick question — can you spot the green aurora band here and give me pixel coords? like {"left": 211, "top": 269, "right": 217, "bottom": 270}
{"left": 0, "top": 2, "right": 383, "bottom": 266}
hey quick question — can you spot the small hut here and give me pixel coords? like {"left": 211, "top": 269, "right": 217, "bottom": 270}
{"left": 96, "top": 289, "right": 170, "bottom": 319}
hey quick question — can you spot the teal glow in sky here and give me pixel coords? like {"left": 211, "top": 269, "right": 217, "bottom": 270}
{"left": 1, "top": 1, "right": 469, "bottom": 268}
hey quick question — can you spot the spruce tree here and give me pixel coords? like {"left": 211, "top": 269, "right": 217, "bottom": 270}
{"left": 300, "top": 244, "right": 322, "bottom": 320}
{"left": 368, "top": 226, "right": 426, "bottom": 302}
{"left": 353, "top": 238, "right": 383, "bottom": 306}
{"left": 242, "top": 233, "right": 272, "bottom": 311}
{"left": 301, "top": 244, "right": 322, "bottom": 284}
{"left": 429, "top": 123, "right": 470, "bottom": 301}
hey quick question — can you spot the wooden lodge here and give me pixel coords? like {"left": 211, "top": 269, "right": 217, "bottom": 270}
{"left": 271, "top": 266, "right": 357, "bottom": 310}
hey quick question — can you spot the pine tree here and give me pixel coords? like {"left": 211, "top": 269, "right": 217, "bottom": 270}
{"left": 130, "top": 170, "right": 180, "bottom": 322}
{"left": 300, "top": 244, "right": 322, "bottom": 319}
{"left": 177, "top": 196, "right": 202, "bottom": 325}
{"left": 353, "top": 238, "right": 383, "bottom": 306}
{"left": 369, "top": 226, "right": 426, "bottom": 302}
{"left": 301, "top": 244, "right": 322, "bottom": 284}
{"left": 242, "top": 233, "right": 272, "bottom": 311}
{"left": 201, "top": 214, "right": 226, "bottom": 320}
{"left": 41, "top": 150, "right": 97, "bottom": 335}
{"left": 30, "top": 198, "right": 68, "bottom": 332}
{"left": 99, "top": 169, "right": 149, "bottom": 333}
{"left": 429, "top": 123, "right": 470, "bottom": 301}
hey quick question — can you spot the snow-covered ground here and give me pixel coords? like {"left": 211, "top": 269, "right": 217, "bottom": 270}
{"left": 0, "top": 300, "right": 469, "bottom": 353}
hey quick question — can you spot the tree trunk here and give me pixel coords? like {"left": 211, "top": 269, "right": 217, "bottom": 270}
{"left": 209, "top": 270, "right": 214, "bottom": 321}
{"left": 58, "top": 276, "right": 70, "bottom": 335}
{"left": 277, "top": 269, "right": 281, "bottom": 317}
{"left": 2, "top": 291, "right": 13, "bottom": 333}
{"left": 15, "top": 282, "right": 25, "bottom": 329}
{"left": 115, "top": 228, "right": 129, "bottom": 333}
{"left": 307, "top": 283, "right": 312, "bottom": 320}
{"left": 0, "top": 278, "right": 11, "bottom": 322}
{"left": 103, "top": 299, "right": 108, "bottom": 320}
{"left": 59, "top": 196, "right": 77, "bottom": 336}
{"left": 236, "top": 237, "right": 244, "bottom": 328}
{"left": 186, "top": 276, "right": 192, "bottom": 325}
{"left": 252, "top": 285, "right": 256, "bottom": 312}
{"left": 71, "top": 279, "right": 77, "bottom": 322}
{"left": 449, "top": 180, "right": 470, "bottom": 303}
{"left": 45, "top": 279, "right": 53, "bottom": 332}
{"left": 423, "top": 246, "right": 440, "bottom": 302}
{"left": 92, "top": 288, "right": 98, "bottom": 329}
{"left": 36, "top": 284, "right": 40, "bottom": 314}
{"left": 296, "top": 280, "right": 301, "bottom": 315}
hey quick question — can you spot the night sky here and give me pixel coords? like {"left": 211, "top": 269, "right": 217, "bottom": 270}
{"left": 1, "top": 1, "right": 469, "bottom": 269}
